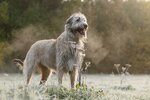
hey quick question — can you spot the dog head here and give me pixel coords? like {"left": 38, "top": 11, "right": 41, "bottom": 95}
{"left": 65, "top": 12, "right": 88, "bottom": 41}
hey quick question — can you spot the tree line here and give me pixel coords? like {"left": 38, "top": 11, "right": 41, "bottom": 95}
{"left": 0, "top": 0, "right": 150, "bottom": 74}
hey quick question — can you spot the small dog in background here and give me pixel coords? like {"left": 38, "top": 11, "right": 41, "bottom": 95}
{"left": 14, "top": 12, "right": 88, "bottom": 88}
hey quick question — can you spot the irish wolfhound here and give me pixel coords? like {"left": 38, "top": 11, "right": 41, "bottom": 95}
{"left": 14, "top": 12, "right": 88, "bottom": 88}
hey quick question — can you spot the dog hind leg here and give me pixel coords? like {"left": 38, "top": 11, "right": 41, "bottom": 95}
{"left": 23, "top": 61, "right": 37, "bottom": 85}
{"left": 39, "top": 64, "right": 51, "bottom": 85}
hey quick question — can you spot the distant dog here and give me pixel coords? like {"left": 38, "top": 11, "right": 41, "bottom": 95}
{"left": 14, "top": 12, "right": 88, "bottom": 88}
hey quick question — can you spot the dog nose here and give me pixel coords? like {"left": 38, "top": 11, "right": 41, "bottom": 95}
{"left": 84, "top": 24, "right": 88, "bottom": 29}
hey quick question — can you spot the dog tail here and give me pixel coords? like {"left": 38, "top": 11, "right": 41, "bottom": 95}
{"left": 13, "top": 59, "right": 23, "bottom": 70}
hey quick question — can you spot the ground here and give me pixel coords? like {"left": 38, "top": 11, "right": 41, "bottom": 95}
{"left": 0, "top": 74, "right": 150, "bottom": 100}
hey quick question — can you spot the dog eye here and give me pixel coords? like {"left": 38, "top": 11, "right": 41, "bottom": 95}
{"left": 76, "top": 18, "right": 80, "bottom": 22}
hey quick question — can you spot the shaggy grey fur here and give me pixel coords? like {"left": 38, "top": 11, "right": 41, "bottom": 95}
{"left": 14, "top": 12, "right": 88, "bottom": 88}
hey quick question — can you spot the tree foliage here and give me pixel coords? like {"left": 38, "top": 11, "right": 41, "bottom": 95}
{"left": 0, "top": 0, "right": 150, "bottom": 73}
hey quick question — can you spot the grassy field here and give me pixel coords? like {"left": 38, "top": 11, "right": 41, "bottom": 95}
{"left": 0, "top": 74, "right": 150, "bottom": 100}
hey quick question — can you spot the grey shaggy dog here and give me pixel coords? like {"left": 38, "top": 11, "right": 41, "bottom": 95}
{"left": 14, "top": 12, "right": 88, "bottom": 88}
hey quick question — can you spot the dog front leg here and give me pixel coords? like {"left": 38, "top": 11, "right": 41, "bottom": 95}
{"left": 57, "top": 69, "right": 64, "bottom": 86}
{"left": 69, "top": 68, "right": 78, "bottom": 88}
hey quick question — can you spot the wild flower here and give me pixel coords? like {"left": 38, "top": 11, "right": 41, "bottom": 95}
{"left": 77, "top": 61, "right": 91, "bottom": 88}
{"left": 114, "top": 64, "right": 132, "bottom": 85}
{"left": 114, "top": 64, "right": 121, "bottom": 74}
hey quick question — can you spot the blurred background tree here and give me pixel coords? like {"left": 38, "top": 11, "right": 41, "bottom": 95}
{"left": 0, "top": 0, "right": 150, "bottom": 74}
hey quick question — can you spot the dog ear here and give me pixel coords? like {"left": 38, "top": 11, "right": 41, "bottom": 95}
{"left": 66, "top": 16, "right": 73, "bottom": 24}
